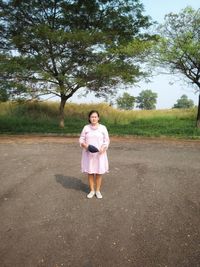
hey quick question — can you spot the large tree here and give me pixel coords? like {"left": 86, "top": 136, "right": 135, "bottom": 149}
{"left": 154, "top": 7, "right": 200, "bottom": 127}
{"left": 136, "top": 89, "right": 157, "bottom": 110}
{"left": 173, "top": 94, "right": 194, "bottom": 109}
{"left": 117, "top": 92, "right": 135, "bottom": 110}
{"left": 0, "top": 0, "right": 154, "bottom": 127}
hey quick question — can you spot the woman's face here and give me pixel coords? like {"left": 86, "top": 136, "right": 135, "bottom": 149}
{"left": 90, "top": 112, "right": 99, "bottom": 125}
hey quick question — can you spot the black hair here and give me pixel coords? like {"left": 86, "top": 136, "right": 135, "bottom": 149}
{"left": 88, "top": 110, "right": 100, "bottom": 123}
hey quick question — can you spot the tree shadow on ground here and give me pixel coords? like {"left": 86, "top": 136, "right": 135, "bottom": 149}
{"left": 55, "top": 174, "right": 88, "bottom": 193}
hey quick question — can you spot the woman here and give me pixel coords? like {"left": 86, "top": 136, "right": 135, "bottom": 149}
{"left": 79, "top": 110, "right": 110, "bottom": 199}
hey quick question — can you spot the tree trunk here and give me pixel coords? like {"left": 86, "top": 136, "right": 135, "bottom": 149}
{"left": 59, "top": 97, "right": 67, "bottom": 128}
{"left": 197, "top": 93, "right": 200, "bottom": 128}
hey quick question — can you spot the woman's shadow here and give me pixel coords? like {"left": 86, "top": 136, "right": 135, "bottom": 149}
{"left": 55, "top": 174, "right": 89, "bottom": 193}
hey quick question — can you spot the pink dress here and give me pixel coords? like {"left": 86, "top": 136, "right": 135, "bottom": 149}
{"left": 79, "top": 124, "right": 110, "bottom": 174}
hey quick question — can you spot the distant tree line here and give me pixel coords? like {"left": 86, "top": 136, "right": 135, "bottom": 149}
{"left": 116, "top": 92, "right": 194, "bottom": 110}
{"left": 116, "top": 90, "right": 158, "bottom": 110}
{"left": 173, "top": 95, "right": 194, "bottom": 109}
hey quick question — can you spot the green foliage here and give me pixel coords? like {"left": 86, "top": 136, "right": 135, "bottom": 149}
{"left": 117, "top": 92, "right": 135, "bottom": 110}
{"left": 156, "top": 7, "right": 200, "bottom": 80}
{"left": 108, "top": 117, "right": 199, "bottom": 138}
{"left": 0, "top": 0, "right": 155, "bottom": 102}
{"left": 173, "top": 95, "right": 194, "bottom": 109}
{"left": 154, "top": 7, "right": 200, "bottom": 124}
{"left": 0, "top": 102, "right": 199, "bottom": 139}
{"left": 0, "top": 88, "right": 9, "bottom": 102}
{"left": 136, "top": 89, "right": 157, "bottom": 110}
{"left": 0, "top": 54, "right": 39, "bottom": 101}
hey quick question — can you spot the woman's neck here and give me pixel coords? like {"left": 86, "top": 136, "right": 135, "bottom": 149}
{"left": 91, "top": 122, "right": 99, "bottom": 127}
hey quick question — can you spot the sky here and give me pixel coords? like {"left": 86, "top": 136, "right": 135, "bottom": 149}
{"left": 69, "top": 0, "right": 200, "bottom": 109}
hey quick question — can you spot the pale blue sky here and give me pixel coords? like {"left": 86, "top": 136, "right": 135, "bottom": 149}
{"left": 70, "top": 0, "right": 200, "bottom": 109}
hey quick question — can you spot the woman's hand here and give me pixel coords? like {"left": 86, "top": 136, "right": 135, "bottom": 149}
{"left": 99, "top": 146, "right": 107, "bottom": 154}
{"left": 81, "top": 143, "right": 88, "bottom": 149}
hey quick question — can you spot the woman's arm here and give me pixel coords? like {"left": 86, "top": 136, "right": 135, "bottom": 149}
{"left": 100, "top": 126, "right": 110, "bottom": 153}
{"left": 79, "top": 126, "right": 88, "bottom": 149}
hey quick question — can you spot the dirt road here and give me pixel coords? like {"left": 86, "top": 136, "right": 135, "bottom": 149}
{"left": 0, "top": 136, "right": 200, "bottom": 267}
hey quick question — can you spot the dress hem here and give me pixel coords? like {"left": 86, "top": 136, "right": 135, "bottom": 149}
{"left": 82, "top": 170, "right": 109, "bottom": 175}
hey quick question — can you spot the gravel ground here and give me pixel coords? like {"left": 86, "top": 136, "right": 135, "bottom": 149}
{"left": 0, "top": 136, "right": 200, "bottom": 267}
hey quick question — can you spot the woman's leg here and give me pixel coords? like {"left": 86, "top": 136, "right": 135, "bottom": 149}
{"left": 88, "top": 174, "right": 95, "bottom": 191}
{"left": 96, "top": 174, "right": 102, "bottom": 191}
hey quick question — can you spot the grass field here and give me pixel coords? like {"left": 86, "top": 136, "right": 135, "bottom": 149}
{"left": 0, "top": 101, "right": 200, "bottom": 139}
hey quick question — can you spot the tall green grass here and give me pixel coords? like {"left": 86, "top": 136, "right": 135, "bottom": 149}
{"left": 0, "top": 101, "right": 199, "bottom": 139}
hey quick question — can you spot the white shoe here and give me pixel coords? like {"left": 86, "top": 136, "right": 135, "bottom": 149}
{"left": 95, "top": 191, "right": 103, "bottom": 199}
{"left": 87, "top": 191, "right": 95, "bottom": 199}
